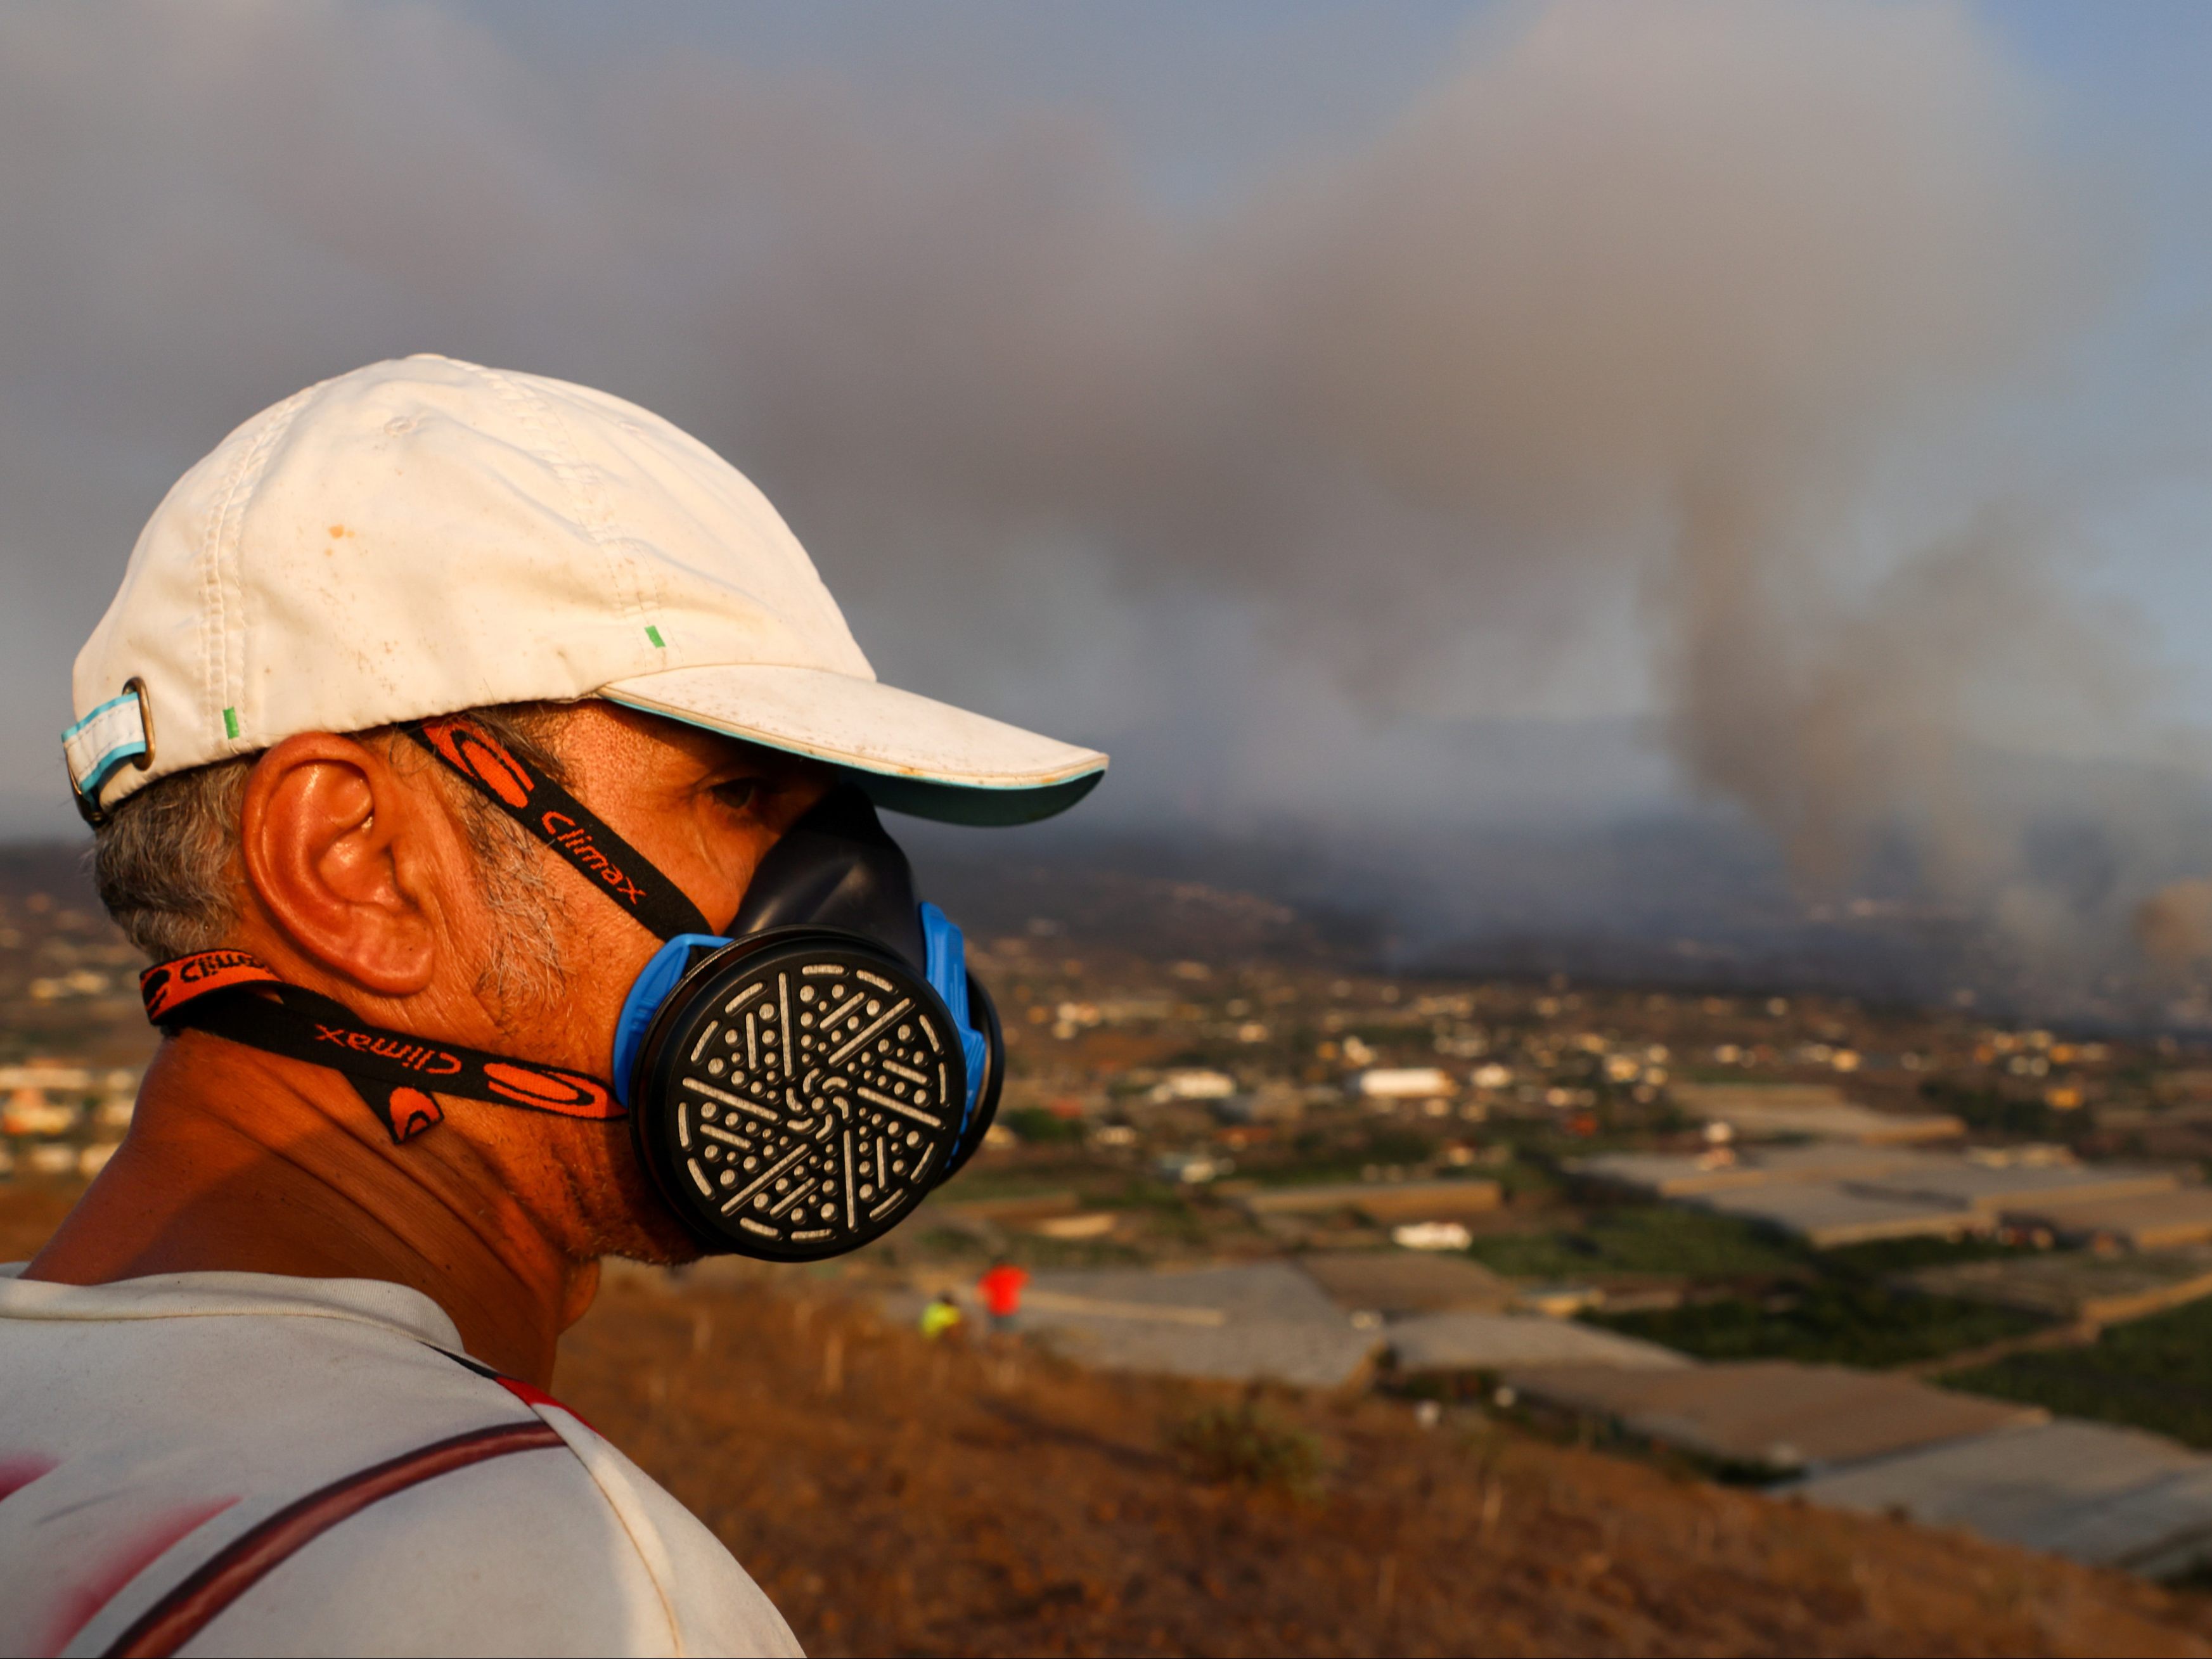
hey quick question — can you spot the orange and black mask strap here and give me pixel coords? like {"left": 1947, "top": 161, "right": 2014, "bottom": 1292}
{"left": 399, "top": 716, "right": 712, "bottom": 943}
{"left": 136, "top": 715, "right": 707, "bottom": 1145}
{"left": 140, "top": 950, "right": 619, "bottom": 1143}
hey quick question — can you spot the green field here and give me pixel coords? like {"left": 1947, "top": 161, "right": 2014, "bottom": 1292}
{"left": 1465, "top": 1203, "right": 2054, "bottom": 1367}
{"left": 1915, "top": 1078, "right": 2067, "bottom": 1141}
{"left": 1817, "top": 1234, "right": 2035, "bottom": 1276}
{"left": 1463, "top": 1205, "right": 1804, "bottom": 1281}
{"left": 1942, "top": 1295, "right": 2212, "bottom": 1449}
{"left": 1003, "top": 1106, "right": 1086, "bottom": 1145}
{"left": 1590, "top": 1283, "right": 2047, "bottom": 1368}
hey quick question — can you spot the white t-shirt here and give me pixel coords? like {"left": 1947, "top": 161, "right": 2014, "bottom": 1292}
{"left": 0, "top": 1264, "right": 800, "bottom": 1658}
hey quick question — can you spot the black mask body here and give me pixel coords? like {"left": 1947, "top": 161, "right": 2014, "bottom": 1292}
{"left": 612, "top": 781, "right": 1004, "bottom": 1260}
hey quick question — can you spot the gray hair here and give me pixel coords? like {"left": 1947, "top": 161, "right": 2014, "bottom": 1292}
{"left": 93, "top": 705, "right": 573, "bottom": 1015}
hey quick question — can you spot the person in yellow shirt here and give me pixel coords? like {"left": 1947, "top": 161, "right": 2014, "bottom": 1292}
{"left": 919, "top": 1291, "right": 963, "bottom": 1340}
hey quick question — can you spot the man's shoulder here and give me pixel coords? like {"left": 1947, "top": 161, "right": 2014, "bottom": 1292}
{"left": 79, "top": 1398, "right": 799, "bottom": 1658}
{"left": 0, "top": 1272, "right": 798, "bottom": 1657}
{"left": 0, "top": 1267, "right": 524, "bottom": 1466}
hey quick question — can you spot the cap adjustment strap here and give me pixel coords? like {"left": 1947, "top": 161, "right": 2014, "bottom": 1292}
{"left": 63, "top": 679, "right": 153, "bottom": 827}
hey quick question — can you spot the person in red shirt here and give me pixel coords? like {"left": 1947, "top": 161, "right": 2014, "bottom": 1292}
{"left": 976, "top": 1259, "right": 1029, "bottom": 1332}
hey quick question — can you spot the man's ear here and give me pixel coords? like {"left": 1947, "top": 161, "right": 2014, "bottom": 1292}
{"left": 236, "top": 733, "right": 445, "bottom": 995}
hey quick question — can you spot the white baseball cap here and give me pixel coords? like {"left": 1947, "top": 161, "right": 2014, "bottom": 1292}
{"left": 64, "top": 354, "right": 1106, "bottom": 826}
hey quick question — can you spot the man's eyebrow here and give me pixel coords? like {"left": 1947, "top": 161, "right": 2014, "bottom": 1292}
{"left": 697, "top": 759, "right": 793, "bottom": 795}
{"left": 700, "top": 753, "right": 774, "bottom": 779}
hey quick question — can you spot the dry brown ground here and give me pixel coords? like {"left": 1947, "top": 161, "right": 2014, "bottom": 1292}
{"left": 8, "top": 1183, "right": 2210, "bottom": 1657}
{"left": 557, "top": 1269, "right": 2212, "bottom": 1658}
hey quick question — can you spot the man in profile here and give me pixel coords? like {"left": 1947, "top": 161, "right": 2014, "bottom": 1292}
{"left": 0, "top": 356, "right": 1103, "bottom": 1655}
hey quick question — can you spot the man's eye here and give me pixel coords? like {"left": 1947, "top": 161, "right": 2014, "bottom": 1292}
{"left": 712, "top": 779, "right": 761, "bottom": 814}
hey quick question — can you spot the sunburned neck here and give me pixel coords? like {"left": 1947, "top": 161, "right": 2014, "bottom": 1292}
{"left": 23, "top": 1033, "right": 593, "bottom": 1387}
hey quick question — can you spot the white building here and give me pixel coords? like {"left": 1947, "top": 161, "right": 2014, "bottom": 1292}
{"left": 1355, "top": 1067, "right": 1456, "bottom": 1101}
{"left": 1149, "top": 1069, "right": 1238, "bottom": 1104}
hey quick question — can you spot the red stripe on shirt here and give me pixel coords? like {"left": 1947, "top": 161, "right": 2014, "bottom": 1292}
{"left": 496, "top": 1373, "right": 600, "bottom": 1435}
{"left": 100, "top": 1420, "right": 563, "bottom": 1659}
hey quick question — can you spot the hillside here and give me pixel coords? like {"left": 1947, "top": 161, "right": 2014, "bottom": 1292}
{"left": 556, "top": 1263, "right": 2212, "bottom": 1657}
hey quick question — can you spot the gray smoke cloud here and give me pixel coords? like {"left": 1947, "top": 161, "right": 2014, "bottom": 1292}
{"left": 2138, "top": 878, "right": 2212, "bottom": 972}
{"left": 0, "top": 1, "right": 2196, "bottom": 992}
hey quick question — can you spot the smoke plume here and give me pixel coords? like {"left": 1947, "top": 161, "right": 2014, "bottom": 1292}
{"left": 690, "top": 1, "right": 2125, "bottom": 888}
{"left": 2138, "top": 880, "right": 2212, "bottom": 972}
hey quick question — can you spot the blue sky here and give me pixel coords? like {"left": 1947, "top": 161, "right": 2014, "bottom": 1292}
{"left": 1988, "top": 2, "right": 2212, "bottom": 707}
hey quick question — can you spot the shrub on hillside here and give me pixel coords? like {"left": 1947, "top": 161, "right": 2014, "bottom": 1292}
{"left": 1167, "top": 1400, "right": 1325, "bottom": 1494}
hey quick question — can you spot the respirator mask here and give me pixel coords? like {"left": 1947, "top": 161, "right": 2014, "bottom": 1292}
{"left": 138, "top": 715, "right": 1003, "bottom": 1262}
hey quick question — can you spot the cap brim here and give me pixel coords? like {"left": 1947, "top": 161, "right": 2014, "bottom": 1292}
{"left": 601, "top": 664, "right": 1107, "bottom": 826}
